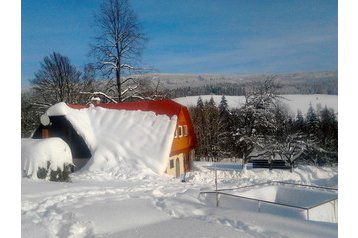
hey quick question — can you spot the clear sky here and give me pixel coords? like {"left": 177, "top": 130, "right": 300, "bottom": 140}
{"left": 21, "top": 0, "right": 338, "bottom": 87}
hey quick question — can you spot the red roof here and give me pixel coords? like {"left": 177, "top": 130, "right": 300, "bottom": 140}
{"left": 67, "top": 99, "right": 184, "bottom": 117}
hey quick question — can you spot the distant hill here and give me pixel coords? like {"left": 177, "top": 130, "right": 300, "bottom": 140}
{"left": 142, "top": 71, "right": 338, "bottom": 98}
{"left": 22, "top": 71, "right": 338, "bottom": 98}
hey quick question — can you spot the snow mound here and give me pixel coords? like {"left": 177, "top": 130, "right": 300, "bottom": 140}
{"left": 21, "top": 138, "right": 73, "bottom": 179}
{"left": 46, "top": 103, "right": 177, "bottom": 178}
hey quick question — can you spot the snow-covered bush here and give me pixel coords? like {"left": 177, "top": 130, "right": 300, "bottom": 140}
{"left": 21, "top": 138, "right": 74, "bottom": 182}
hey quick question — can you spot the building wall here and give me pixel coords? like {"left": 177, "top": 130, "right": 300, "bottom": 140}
{"left": 170, "top": 109, "right": 196, "bottom": 156}
{"left": 166, "top": 149, "right": 194, "bottom": 177}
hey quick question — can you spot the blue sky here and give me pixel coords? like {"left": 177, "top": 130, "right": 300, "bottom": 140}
{"left": 21, "top": 0, "right": 337, "bottom": 87}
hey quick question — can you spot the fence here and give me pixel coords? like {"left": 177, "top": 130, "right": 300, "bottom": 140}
{"left": 200, "top": 181, "right": 338, "bottom": 221}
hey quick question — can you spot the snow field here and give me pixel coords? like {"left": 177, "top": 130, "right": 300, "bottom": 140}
{"left": 22, "top": 162, "right": 338, "bottom": 238}
{"left": 174, "top": 94, "right": 338, "bottom": 115}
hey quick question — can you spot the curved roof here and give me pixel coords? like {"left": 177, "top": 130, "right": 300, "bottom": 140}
{"left": 68, "top": 99, "right": 183, "bottom": 117}
{"left": 67, "top": 99, "right": 197, "bottom": 148}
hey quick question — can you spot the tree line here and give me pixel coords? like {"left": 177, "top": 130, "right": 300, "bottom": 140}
{"left": 189, "top": 78, "right": 338, "bottom": 168}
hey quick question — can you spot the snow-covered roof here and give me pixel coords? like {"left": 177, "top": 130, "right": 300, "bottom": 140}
{"left": 66, "top": 99, "right": 190, "bottom": 117}
{"left": 46, "top": 102, "right": 178, "bottom": 177}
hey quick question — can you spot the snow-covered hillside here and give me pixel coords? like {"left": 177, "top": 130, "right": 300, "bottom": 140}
{"left": 140, "top": 71, "right": 338, "bottom": 91}
{"left": 174, "top": 94, "right": 338, "bottom": 115}
{"left": 22, "top": 162, "right": 338, "bottom": 238}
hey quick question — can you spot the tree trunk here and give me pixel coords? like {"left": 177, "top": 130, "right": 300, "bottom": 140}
{"left": 116, "top": 68, "right": 121, "bottom": 102}
{"left": 116, "top": 44, "right": 121, "bottom": 102}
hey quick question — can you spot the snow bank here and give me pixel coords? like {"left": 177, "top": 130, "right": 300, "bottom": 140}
{"left": 21, "top": 138, "right": 73, "bottom": 179}
{"left": 46, "top": 103, "right": 177, "bottom": 177}
{"left": 191, "top": 162, "right": 338, "bottom": 189}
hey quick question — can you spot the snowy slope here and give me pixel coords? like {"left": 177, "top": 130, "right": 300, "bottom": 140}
{"left": 22, "top": 162, "right": 338, "bottom": 238}
{"left": 174, "top": 94, "right": 338, "bottom": 114}
{"left": 46, "top": 102, "right": 177, "bottom": 177}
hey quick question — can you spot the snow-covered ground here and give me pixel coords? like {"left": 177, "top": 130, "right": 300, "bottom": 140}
{"left": 22, "top": 162, "right": 338, "bottom": 238}
{"left": 174, "top": 94, "right": 338, "bottom": 115}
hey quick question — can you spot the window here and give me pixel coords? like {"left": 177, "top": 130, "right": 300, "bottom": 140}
{"left": 178, "top": 126, "right": 183, "bottom": 138}
{"left": 183, "top": 125, "right": 188, "bottom": 136}
{"left": 174, "top": 129, "right": 178, "bottom": 138}
{"left": 170, "top": 159, "right": 174, "bottom": 169}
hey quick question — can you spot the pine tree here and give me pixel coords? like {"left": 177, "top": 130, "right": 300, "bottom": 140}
{"left": 294, "top": 110, "right": 305, "bottom": 132}
{"left": 218, "top": 95, "right": 229, "bottom": 117}
{"left": 204, "top": 97, "right": 222, "bottom": 161}
{"left": 218, "top": 95, "right": 234, "bottom": 158}
{"left": 191, "top": 97, "right": 207, "bottom": 160}
{"left": 318, "top": 106, "right": 338, "bottom": 154}
{"left": 306, "top": 103, "right": 320, "bottom": 135}
{"left": 197, "top": 96, "right": 204, "bottom": 109}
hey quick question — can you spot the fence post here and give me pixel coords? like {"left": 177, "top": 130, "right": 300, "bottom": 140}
{"left": 333, "top": 200, "right": 337, "bottom": 222}
{"left": 258, "top": 201, "right": 261, "bottom": 212}
{"left": 306, "top": 209, "right": 309, "bottom": 220}
{"left": 215, "top": 168, "right": 219, "bottom": 207}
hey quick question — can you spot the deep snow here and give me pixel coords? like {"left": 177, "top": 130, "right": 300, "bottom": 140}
{"left": 46, "top": 102, "right": 177, "bottom": 176}
{"left": 21, "top": 98, "right": 338, "bottom": 237}
{"left": 22, "top": 162, "right": 338, "bottom": 238}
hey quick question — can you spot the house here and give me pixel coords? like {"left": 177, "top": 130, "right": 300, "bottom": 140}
{"left": 32, "top": 99, "right": 197, "bottom": 177}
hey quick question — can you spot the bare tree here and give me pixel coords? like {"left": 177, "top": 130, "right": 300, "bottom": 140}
{"left": 31, "top": 52, "right": 82, "bottom": 105}
{"left": 90, "top": 0, "right": 146, "bottom": 102}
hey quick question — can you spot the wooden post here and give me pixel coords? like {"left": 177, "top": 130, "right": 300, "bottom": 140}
{"left": 42, "top": 128, "right": 49, "bottom": 138}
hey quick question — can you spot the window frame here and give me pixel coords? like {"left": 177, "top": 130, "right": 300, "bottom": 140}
{"left": 174, "top": 128, "right": 178, "bottom": 138}
{"left": 169, "top": 159, "right": 174, "bottom": 169}
{"left": 177, "top": 125, "right": 183, "bottom": 138}
{"left": 183, "top": 125, "right": 188, "bottom": 136}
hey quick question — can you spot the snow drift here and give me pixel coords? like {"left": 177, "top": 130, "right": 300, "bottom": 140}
{"left": 21, "top": 138, "right": 73, "bottom": 179}
{"left": 46, "top": 103, "right": 177, "bottom": 177}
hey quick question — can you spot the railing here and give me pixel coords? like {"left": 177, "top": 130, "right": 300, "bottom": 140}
{"left": 214, "top": 181, "right": 338, "bottom": 192}
{"left": 199, "top": 181, "right": 338, "bottom": 221}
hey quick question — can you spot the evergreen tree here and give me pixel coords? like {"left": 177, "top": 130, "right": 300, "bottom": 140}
{"left": 294, "top": 110, "right": 305, "bottom": 132}
{"left": 197, "top": 96, "right": 204, "bottom": 109}
{"left": 218, "top": 95, "right": 234, "bottom": 158}
{"left": 191, "top": 97, "right": 207, "bottom": 160}
{"left": 306, "top": 103, "right": 320, "bottom": 135}
{"left": 204, "top": 97, "right": 222, "bottom": 161}
{"left": 318, "top": 106, "right": 338, "bottom": 154}
{"left": 218, "top": 95, "right": 229, "bottom": 117}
